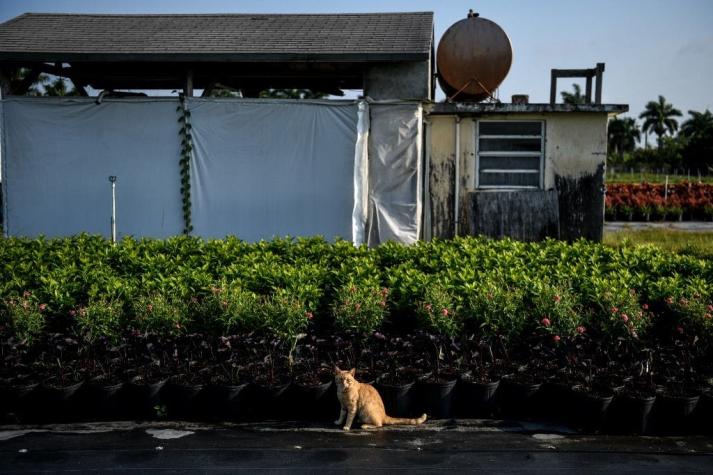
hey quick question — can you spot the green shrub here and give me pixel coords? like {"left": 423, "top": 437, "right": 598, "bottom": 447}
{"left": 462, "top": 278, "right": 525, "bottom": 340}
{"left": 75, "top": 298, "right": 124, "bottom": 343}
{"left": 2, "top": 291, "right": 46, "bottom": 343}
{"left": 415, "top": 281, "right": 461, "bottom": 337}
{"left": 189, "top": 284, "right": 261, "bottom": 334}
{"left": 526, "top": 282, "right": 582, "bottom": 340}
{"left": 587, "top": 282, "right": 650, "bottom": 339}
{"left": 332, "top": 281, "right": 389, "bottom": 334}
{"left": 131, "top": 293, "right": 188, "bottom": 336}
{"left": 263, "top": 288, "right": 311, "bottom": 340}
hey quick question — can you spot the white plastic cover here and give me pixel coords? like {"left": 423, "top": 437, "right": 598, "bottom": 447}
{"left": 1, "top": 98, "right": 184, "bottom": 238}
{"left": 366, "top": 103, "right": 423, "bottom": 245}
{"left": 187, "top": 98, "right": 360, "bottom": 242}
{"left": 1, "top": 98, "right": 421, "bottom": 245}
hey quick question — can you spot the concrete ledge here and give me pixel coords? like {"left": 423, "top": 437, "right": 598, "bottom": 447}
{"left": 430, "top": 102, "right": 629, "bottom": 115}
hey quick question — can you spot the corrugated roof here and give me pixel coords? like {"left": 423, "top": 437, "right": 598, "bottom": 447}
{"left": 0, "top": 12, "right": 434, "bottom": 61}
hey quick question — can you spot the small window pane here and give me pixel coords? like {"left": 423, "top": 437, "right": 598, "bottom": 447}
{"left": 479, "top": 156, "right": 540, "bottom": 171}
{"left": 479, "top": 121, "right": 542, "bottom": 136}
{"left": 479, "top": 172, "right": 540, "bottom": 187}
{"left": 479, "top": 138, "right": 541, "bottom": 152}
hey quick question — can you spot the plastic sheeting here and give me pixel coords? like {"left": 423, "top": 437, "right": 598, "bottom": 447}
{"left": 1, "top": 98, "right": 184, "bottom": 238}
{"left": 367, "top": 103, "right": 423, "bottom": 245}
{"left": 1, "top": 97, "right": 422, "bottom": 245}
{"left": 187, "top": 98, "right": 360, "bottom": 241}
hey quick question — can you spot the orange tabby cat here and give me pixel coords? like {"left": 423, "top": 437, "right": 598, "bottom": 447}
{"left": 334, "top": 367, "right": 427, "bottom": 431}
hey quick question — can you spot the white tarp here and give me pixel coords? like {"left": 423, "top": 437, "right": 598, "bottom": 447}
{"left": 1, "top": 98, "right": 183, "bottom": 238}
{"left": 187, "top": 98, "right": 360, "bottom": 241}
{"left": 1, "top": 97, "right": 421, "bottom": 245}
{"left": 367, "top": 103, "right": 423, "bottom": 245}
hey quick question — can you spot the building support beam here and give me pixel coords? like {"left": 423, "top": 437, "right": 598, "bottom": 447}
{"left": 183, "top": 69, "right": 193, "bottom": 97}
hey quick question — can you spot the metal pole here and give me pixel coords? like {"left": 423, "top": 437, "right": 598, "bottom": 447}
{"left": 454, "top": 116, "right": 461, "bottom": 237}
{"left": 109, "top": 176, "right": 117, "bottom": 243}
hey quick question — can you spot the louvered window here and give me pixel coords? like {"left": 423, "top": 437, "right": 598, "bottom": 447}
{"left": 476, "top": 121, "right": 544, "bottom": 189}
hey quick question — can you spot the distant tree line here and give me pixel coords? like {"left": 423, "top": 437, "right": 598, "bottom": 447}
{"left": 561, "top": 85, "right": 713, "bottom": 174}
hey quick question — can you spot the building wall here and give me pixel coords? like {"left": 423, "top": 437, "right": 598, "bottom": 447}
{"left": 364, "top": 61, "right": 432, "bottom": 100}
{"left": 428, "top": 112, "right": 608, "bottom": 241}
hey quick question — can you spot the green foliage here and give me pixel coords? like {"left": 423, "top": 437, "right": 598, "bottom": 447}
{"left": 415, "top": 281, "right": 461, "bottom": 337}
{"left": 75, "top": 298, "right": 124, "bottom": 344}
{"left": 1, "top": 292, "right": 46, "bottom": 343}
{"left": 0, "top": 235, "right": 711, "bottom": 346}
{"left": 190, "top": 284, "right": 261, "bottom": 334}
{"left": 262, "top": 288, "right": 311, "bottom": 340}
{"left": 332, "top": 281, "right": 388, "bottom": 334}
{"left": 131, "top": 293, "right": 188, "bottom": 336}
{"left": 526, "top": 282, "right": 582, "bottom": 339}
{"left": 462, "top": 278, "right": 525, "bottom": 340}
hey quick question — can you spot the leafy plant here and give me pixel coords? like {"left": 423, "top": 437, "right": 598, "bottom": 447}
{"left": 332, "top": 281, "right": 388, "bottom": 334}
{"left": 75, "top": 297, "right": 124, "bottom": 344}
{"left": 131, "top": 293, "right": 188, "bottom": 336}
{"left": 2, "top": 291, "right": 46, "bottom": 343}
{"left": 415, "top": 281, "right": 461, "bottom": 337}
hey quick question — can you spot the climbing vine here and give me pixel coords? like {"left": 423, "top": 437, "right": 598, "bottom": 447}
{"left": 177, "top": 94, "right": 193, "bottom": 234}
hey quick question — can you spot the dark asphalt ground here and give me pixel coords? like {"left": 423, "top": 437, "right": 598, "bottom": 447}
{"left": 0, "top": 420, "right": 712, "bottom": 473}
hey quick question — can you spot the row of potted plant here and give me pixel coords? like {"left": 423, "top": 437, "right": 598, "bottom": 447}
{"left": 606, "top": 182, "right": 713, "bottom": 221}
{"left": 1, "top": 331, "right": 711, "bottom": 434}
{"left": 1, "top": 236, "right": 711, "bottom": 347}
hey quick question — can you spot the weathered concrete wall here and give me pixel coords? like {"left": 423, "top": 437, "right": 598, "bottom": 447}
{"left": 427, "top": 112, "right": 608, "bottom": 241}
{"left": 364, "top": 61, "right": 431, "bottom": 100}
{"left": 467, "top": 190, "right": 559, "bottom": 241}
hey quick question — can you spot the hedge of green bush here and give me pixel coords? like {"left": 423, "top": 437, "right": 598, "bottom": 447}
{"left": 1, "top": 235, "right": 711, "bottom": 345}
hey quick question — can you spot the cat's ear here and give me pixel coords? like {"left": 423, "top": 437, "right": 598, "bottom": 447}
{"left": 349, "top": 368, "right": 356, "bottom": 377}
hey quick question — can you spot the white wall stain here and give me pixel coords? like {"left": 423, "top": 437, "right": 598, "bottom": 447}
{"left": 146, "top": 428, "right": 195, "bottom": 440}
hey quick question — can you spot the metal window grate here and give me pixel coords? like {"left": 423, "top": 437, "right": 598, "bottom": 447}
{"left": 476, "top": 120, "right": 544, "bottom": 189}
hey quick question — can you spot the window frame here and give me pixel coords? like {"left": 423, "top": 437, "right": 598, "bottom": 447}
{"left": 474, "top": 119, "right": 545, "bottom": 190}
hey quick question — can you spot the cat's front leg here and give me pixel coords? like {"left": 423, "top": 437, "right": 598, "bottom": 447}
{"left": 343, "top": 409, "right": 356, "bottom": 431}
{"left": 334, "top": 407, "right": 346, "bottom": 426}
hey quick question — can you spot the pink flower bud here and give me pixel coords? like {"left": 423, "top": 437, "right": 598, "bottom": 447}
{"left": 611, "top": 306, "right": 619, "bottom": 314}
{"left": 553, "top": 294, "right": 561, "bottom": 303}
{"left": 424, "top": 303, "right": 433, "bottom": 312}
{"left": 38, "top": 303, "right": 47, "bottom": 312}
{"left": 69, "top": 309, "right": 77, "bottom": 317}
{"left": 355, "top": 303, "right": 361, "bottom": 311}
{"left": 552, "top": 335, "right": 561, "bottom": 343}
{"left": 441, "top": 308, "right": 449, "bottom": 317}
{"left": 23, "top": 291, "right": 32, "bottom": 298}
{"left": 541, "top": 318, "right": 551, "bottom": 327}
{"left": 676, "top": 326, "right": 684, "bottom": 334}
{"left": 642, "top": 303, "right": 649, "bottom": 310}
{"left": 305, "top": 311, "right": 314, "bottom": 320}
{"left": 621, "top": 314, "right": 629, "bottom": 323}
{"left": 576, "top": 326, "right": 586, "bottom": 335}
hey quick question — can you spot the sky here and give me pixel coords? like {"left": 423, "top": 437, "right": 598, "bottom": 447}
{"left": 1, "top": 0, "right": 712, "bottom": 122}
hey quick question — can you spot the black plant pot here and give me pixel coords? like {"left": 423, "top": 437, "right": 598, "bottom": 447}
{"left": 693, "top": 391, "right": 713, "bottom": 435}
{"left": 570, "top": 388, "right": 614, "bottom": 433}
{"left": 537, "top": 382, "right": 577, "bottom": 424}
{"left": 653, "top": 393, "right": 700, "bottom": 435}
{"left": 222, "top": 383, "right": 253, "bottom": 421}
{"left": 375, "top": 380, "right": 416, "bottom": 418}
{"left": 31, "top": 381, "right": 85, "bottom": 423}
{"left": 251, "top": 381, "right": 291, "bottom": 420}
{"left": 83, "top": 381, "right": 125, "bottom": 421}
{"left": 123, "top": 379, "right": 167, "bottom": 420}
{"left": 456, "top": 378, "right": 500, "bottom": 418}
{"left": 497, "top": 378, "right": 542, "bottom": 420}
{"left": 162, "top": 383, "right": 204, "bottom": 420}
{"left": 607, "top": 393, "right": 656, "bottom": 434}
{"left": 0, "top": 382, "right": 38, "bottom": 423}
{"left": 290, "top": 381, "right": 334, "bottom": 421}
{"left": 416, "top": 378, "right": 457, "bottom": 419}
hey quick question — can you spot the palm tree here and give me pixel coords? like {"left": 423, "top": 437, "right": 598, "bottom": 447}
{"left": 561, "top": 83, "right": 586, "bottom": 105}
{"left": 680, "top": 109, "right": 713, "bottom": 139}
{"left": 639, "top": 95, "right": 682, "bottom": 149}
{"left": 608, "top": 117, "right": 640, "bottom": 159}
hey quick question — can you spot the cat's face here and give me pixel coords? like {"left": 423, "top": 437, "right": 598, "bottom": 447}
{"left": 334, "top": 368, "right": 357, "bottom": 389}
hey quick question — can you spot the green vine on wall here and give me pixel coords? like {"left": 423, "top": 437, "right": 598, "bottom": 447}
{"left": 177, "top": 94, "right": 193, "bottom": 234}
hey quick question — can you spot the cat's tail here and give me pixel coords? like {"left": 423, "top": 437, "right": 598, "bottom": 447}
{"left": 383, "top": 413, "right": 427, "bottom": 426}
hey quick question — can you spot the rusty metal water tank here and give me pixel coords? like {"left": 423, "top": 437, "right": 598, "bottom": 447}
{"left": 437, "top": 10, "right": 513, "bottom": 102}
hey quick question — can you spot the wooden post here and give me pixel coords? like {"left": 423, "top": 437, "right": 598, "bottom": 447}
{"left": 183, "top": 69, "right": 194, "bottom": 97}
{"left": 585, "top": 75, "right": 592, "bottom": 104}
{"left": 594, "top": 63, "right": 605, "bottom": 104}
{"left": 549, "top": 70, "right": 557, "bottom": 105}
